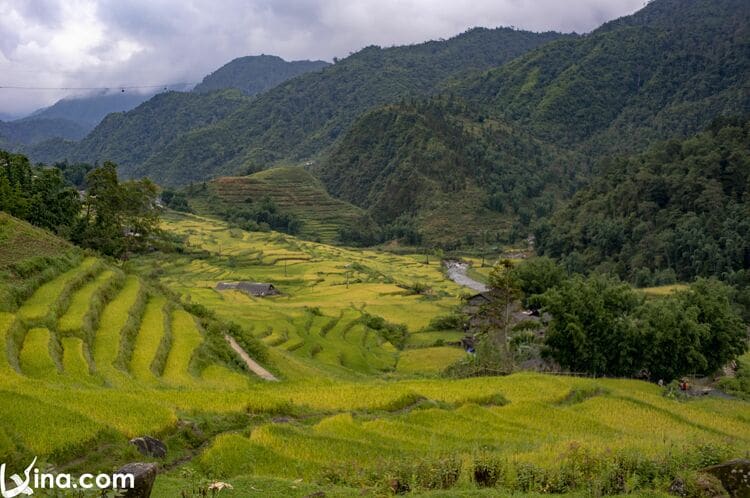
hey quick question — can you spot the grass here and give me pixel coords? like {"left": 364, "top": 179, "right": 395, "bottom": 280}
{"left": 93, "top": 275, "right": 143, "bottom": 380}
{"left": 397, "top": 347, "right": 467, "bottom": 374}
{"left": 57, "top": 270, "right": 115, "bottom": 334}
{"left": 61, "top": 336, "right": 91, "bottom": 380}
{"left": 0, "top": 212, "right": 70, "bottom": 268}
{"left": 129, "top": 295, "right": 168, "bottom": 382}
{"left": 0, "top": 212, "right": 748, "bottom": 497}
{"left": 19, "top": 327, "right": 58, "bottom": 378}
{"left": 641, "top": 284, "right": 689, "bottom": 297}
{"left": 162, "top": 309, "right": 204, "bottom": 385}
{"left": 16, "top": 257, "right": 99, "bottom": 324}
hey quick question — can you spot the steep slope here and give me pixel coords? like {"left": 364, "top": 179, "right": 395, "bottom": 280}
{"left": 187, "top": 166, "right": 366, "bottom": 243}
{"left": 0, "top": 118, "right": 88, "bottom": 147}
{"left": 27, "top": 91, "right": 164, "bottom": 129}
{"left": 27, "top": 90, "right": 249, "bottom": 177}
{"left": 194, "top": 54, "right": 329, "bottom": 95}
{"left": 314, "top": 0, "right": 749, "bottom": 245}
{"left": 0, "top": 212, "right": 72, "bottom": 268}
{"left": 535, "top": 117, "right": 750, "bottom": 284}
{"left": 315, "top": 97, "right": 580, "bottom": 246}
{"left": 462, "top": 0, "right": 750, "bottom": 156}
{"left": 138, "top": 27, "right": 566, "bottom": 185}
{"left": 28, "top": 28, "right": 566, "bottom": 184}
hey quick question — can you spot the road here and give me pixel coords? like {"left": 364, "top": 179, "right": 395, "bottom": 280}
{"left": 224, "top": 334, "right": 279, "bottom": 381}
{"left": 444, "top": 260, "right": 489, "bottom": 292}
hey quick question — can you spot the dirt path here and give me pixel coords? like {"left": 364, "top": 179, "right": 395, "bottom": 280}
{"left": 224, "top": 334, "right": 278, "bottom": 381}
{"left": 444, "top": 260, "right": 489, "bottom": 292}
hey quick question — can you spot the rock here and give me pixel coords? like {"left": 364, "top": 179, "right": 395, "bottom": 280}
{"left": 702, "top": 459, "right": 750, "bottom": 498}
{"left": 115, "top": 463, "right": 158, "bottom": 498}
{"left": 129, "top": 436, "right": 167, "bottom": 459}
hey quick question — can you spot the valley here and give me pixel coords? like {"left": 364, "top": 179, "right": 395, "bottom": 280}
{"left": 0, "top": 0, "right": 749, "bottom": 496}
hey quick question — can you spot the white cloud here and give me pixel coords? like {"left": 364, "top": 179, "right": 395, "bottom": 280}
{"left": 0, "top": 0, "right": 645, "bottom": 116}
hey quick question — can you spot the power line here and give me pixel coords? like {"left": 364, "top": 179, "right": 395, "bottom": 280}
{"left": 0, "top": 82, "right": 198, "bottom": 91}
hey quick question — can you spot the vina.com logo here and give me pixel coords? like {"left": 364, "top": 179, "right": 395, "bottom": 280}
{"left": 1, "top": 458, "right": 134, "bottom": 497}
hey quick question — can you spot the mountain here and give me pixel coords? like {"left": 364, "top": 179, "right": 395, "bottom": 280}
{"left": 535, "top": 117, "right": 750, "bottom": 285}
{"left": 193, "top": 54, "right": 329, "bottom": 95}
{"left": 314, "top": 96, "right": 580, "bottom": 246}
{"left": 27, "top": 90, "right": 165, "bottom": 129}
{"left": 0, "top": 117, "right": 88, "bottom": 148}
{"left": 0, "top": 91, "right": 167, "bottom": 149}
{"left": 27, "top": 89, "right": 250, "bottom": 171}
{"left": 461, "top": 0, "right": 750, "bottom": 157}
{"left": 313, "top": 0, "right": 749, "bottom": 245}
{"left": 27, "top": 27, "right": 567, "bottom": 184}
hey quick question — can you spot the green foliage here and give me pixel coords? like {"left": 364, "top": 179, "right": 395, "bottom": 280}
{"left": 510, "top": 257, "right": 565, "bottom": 309}
{"left": 193, "top": 54, "right": 329, "bottom": 95}
{"left": 217, "top": 196, "right": 302, "bottom": 235}
{"left": 28, "top": 28, "right": 565, "bottom": 186}
{"left": 72, "top": 162, "right": 161, "bottom": 257}
{"left": 539, "top": 275, "right": 748, "bottom": 380}
{"left": 464, "top": 0, "right": 750, "bottom": 155}
{"left": 359, "top": 312, "right": 408, "bottom": 350}
{"left": 160, "top": 188, "right": 192, "bottom": 213}
{"left": 317, "top": 97, "right": 577, "bottom": 247}
{"left": 0, "top": 150, "right": 80, "bottom": 236}
{"left": 536, "top": 119, "right": 750, "bottom": 284}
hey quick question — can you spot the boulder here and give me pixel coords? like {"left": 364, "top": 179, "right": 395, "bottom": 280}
{"left": 702, "top": 459, "right": 750, "bottom": 498}
{"left": 129, "top": 436, "right": 167, "bottom": 459}
{"left": 115, "top": 463, "right": 158, "bottom": 498}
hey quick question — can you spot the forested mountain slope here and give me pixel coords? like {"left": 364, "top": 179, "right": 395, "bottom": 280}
{"left": 462, "top": 0, "right": 750, "bottom": 157}
{"left": 27, "top": 90, "right": 250, "bottom": 177}
{"left": 193, "top": 54, "right": 330, "bottom": 95}
{"left": 313, "top": 0, "right": 749, "bottom": 245}
{"left": 315, "top": 97, "right": 580, "bottom": 246}
{"left": 535, "top": 117, "right": 750, "bottom": 285}
{"left": 27, "top": 28, "right": 566, "bottom": 185}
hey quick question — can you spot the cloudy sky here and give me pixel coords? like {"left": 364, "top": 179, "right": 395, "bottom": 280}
{"left": 0, "top": 0, "right": 645, "bottom": 117}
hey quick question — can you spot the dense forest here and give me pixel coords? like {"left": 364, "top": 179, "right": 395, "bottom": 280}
{"left": 317, "top": 96, "right": 579, "bottom": 247}
{"left": 536, "top": 117, "right": 750, "bottom": 286}
{"left": 193, "top": 55, "right": 329, "bottom": 95}
{"left": 462, "top": 0, "right": 750, "bottom": 157}
{"left": 26, "top": 27, "right": 566, "bottom": 185}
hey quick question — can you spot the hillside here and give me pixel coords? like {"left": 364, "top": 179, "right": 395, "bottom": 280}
{"left": 186, "top": 166, "right": 366, "bottom": 243}
{"left": 315, "top": 97, "right": 580, "bottom": 246}
{"left": 27, "top": 90, "right": 250, "bottom": 177}
{"left": 28, "top": 27, "right": 567, "bottom": 184}
{"left": 0, "top": 212, "right": 746, "bottom": 496}
{"left": 0, "top": 212, "right": 71, "bottom": 268}
{"left": 461, "top": 0, "right": 750, "bottom": 156}
{"left": 536, "top": 117, "right": 750, "bottom": 285}
{"left": 193, "top": 54, "right": 329, "bottom": 95}
{"left": 0, "top": 117, "right": 88, "bottom": 148}
{"left": 27, "top": 91, "right": 163, "bottom": 129}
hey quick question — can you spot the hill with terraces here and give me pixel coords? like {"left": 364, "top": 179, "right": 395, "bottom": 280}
{"left": 185, "top": 166, "right": 367, "bottom": 244}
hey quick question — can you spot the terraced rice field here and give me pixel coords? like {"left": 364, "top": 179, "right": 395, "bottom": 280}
{"left": 131, "top": 212, "right": 468, "bottom": 380}
{"left": 1, "top": 213, "right": 748, "bottom": 497}
{"left": 189, "top": 166, "right": 366, "bottom": 243}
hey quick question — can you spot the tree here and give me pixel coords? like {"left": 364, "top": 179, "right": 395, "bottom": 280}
{"left": 510, "top": 256, "right": 565, "bottom": 309}
{"left": 474, "top": 259, "right": 521, "bottom": 371}
{"left": 539, "top": 274, "right": 643, "bottom": 376}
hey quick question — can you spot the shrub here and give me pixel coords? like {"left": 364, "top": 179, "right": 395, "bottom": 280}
{"left": 473, "top": 453, "right": 504, "bottom": 487}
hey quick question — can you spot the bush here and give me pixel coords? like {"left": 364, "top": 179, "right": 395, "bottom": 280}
{"left": 473, "top": 453, "right": 504, "bottom": 487}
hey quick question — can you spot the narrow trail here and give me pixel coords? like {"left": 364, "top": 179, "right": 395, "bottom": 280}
{"left": 224, "top": 334, "right": 279, "bottom": 381}
{"left": 444, "top": 260, "right": 489, "bottom": 292}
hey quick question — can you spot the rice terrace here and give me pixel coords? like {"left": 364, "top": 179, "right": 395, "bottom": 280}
{"left": 1, "top": 0, "right": 750, "bottom": 496}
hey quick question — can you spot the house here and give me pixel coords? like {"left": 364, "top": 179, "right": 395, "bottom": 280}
{"left": 216, "top": 281, "right": 279, "bottom": 297}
